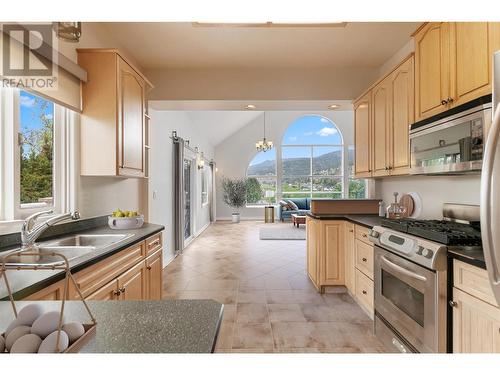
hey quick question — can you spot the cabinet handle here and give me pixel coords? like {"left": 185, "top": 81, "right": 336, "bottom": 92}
{"left": 147, "top": 265, "right": 152, "bottom": 270}
{"left": 447, "top": 97, "right": 454, "bottom": 103}
{"left": 362, "top": 257, "right": 367, "bottom": 262}
{"left": 149, "top": 240, "right": 160, "bottom": 248}
{"left": 362, "top": 290, "right": 367, "bottom": 295}
{"left": 349, "top": 229, "right": 354, "bottom": 233}
{"left": 449, "top": 300, "right": 458, "bottom": 308}
{"left": 120, "top": 287, "right": 126, "bottom": 293}
{"left": 113, "top": 290, "right": 121, "bottom": 296}
{"left": 441, "top": 99, "right": 448, "bottom": 106}
{"left": 362, "top": 233, "right": 367, "bottom": 238}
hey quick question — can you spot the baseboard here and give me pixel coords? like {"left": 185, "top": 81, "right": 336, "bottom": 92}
{"left": 216, "top": 216, "right": 272, "bottom": 221}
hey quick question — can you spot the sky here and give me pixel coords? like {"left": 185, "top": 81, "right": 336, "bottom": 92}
{"left": 249, "top": 115, "right": 343, "bottom": 165}
{"left": 19, "top": 90, "right": 54, "bottom": 156}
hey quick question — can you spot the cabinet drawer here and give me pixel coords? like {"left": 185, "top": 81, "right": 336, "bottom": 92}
{"left": 355, "top": 225, "right": 371, "bottom": 245}
{"left": 355, "top": 269, "right": 374, "bottom": 315}
{"left": 355, "top": 239, "right": 374, "bottom": 280}
{"left": 454, "top": 260, "right": 498, "bottom": 307}
{"left": 146, "top": 233, "right": 162, "bottom": 256}
{"left": 71, "top": 242, "right": 145, "bottom": 298}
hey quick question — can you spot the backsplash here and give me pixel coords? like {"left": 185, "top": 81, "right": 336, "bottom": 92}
{"left": 375, "top": 175, "right": 481, "bottom": 219}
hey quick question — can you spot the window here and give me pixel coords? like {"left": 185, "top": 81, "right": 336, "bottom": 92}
{"left": 246, "top": 148, "right": 277, "bottom": 205}
{"left": 18, "top": 91, "right": 55, "bottom": 208}
{"left": 282, "top": 115, "right": 345, "bottom": 199}
{"left": 0, "top": 88, "right": 76, "bottom": 222}
{"left": 201, "top": 168, "right": 208, "bottom": 205}
{"left": 347, "top": 145, "right": 366, "bottom": 198}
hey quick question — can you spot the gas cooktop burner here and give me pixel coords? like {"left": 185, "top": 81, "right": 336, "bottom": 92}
{"left": 381, "top": 218, "right": 482, "bottom": 246}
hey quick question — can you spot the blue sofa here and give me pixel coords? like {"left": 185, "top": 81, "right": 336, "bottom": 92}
{"left": 279, "top": 198, "right": 312, "bottom": 222}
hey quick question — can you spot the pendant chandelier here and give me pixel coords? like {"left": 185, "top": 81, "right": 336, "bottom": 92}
{"left": 255, "top": 112, "right": 274, "bottom": 152}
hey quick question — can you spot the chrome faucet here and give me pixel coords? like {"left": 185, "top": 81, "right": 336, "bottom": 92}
{"left": 21, "top": 210, "right": 81, "bottom": 249}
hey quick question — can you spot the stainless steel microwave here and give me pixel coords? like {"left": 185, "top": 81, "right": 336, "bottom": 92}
{"left": 409, "top": 98, "right": 492, "bottom": 175}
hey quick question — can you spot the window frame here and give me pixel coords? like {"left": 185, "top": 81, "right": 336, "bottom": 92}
{"left": 0, "top": 88, "right": 76, "bottom": 224}
{"left": 201, "top": 168, "right": 209, "bottom": 206}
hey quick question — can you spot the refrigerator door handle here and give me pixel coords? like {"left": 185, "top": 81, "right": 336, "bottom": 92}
{"left": 480, "top": 104, "right": 500, "bottom": 305}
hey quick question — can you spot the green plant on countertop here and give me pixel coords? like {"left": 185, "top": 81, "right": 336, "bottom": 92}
{"left": 221, "top": 177, "right": 247, "bottom": 213}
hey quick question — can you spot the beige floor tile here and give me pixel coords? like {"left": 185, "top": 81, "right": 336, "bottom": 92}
{"left": 271, "top": 322, "right": 332, "bottom": 349}
{"left": 232, "top": 323, "right": 274, "bottom": 350}
{"left": 222, "top": 304, "right": 236, "bottom": 323}
{"left": 236, "top": 303, "right": 269, "bottom": 323}
{"left": 238, "top": 277, "right": 267, "bottom": 290}
{"left": 237, "top": 290, "right": 267, "bottom": 303}
{"left": 268, "top": 304, "right": 307, "bottom": 322}
{"left": 215, "top": 322, "right": 234, "bottom": 350}
{"left": 173, "top": 290, "right": 237, "bottom": 304}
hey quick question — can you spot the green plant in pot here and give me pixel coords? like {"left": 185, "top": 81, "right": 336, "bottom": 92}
{"left": 222, "top": 177, "right": 247, "bottom": 223}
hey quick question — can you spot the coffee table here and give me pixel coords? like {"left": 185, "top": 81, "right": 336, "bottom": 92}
{"left": 291, "top": 214, "right": 306, "bottom": 228}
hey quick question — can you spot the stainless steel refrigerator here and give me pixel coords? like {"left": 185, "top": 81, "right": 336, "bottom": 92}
{"left": 480, "top": 51, "right": 500, "bottom": 305}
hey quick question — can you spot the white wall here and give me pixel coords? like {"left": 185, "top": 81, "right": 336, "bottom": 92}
{"left": 375, "top": 175, "right": 481, "bottom": 219}
{"left": 148, "top": 110, "right": 215, "bottom": 265}
{"left": 214, "top": 110, "right": 355, "bottom": 220}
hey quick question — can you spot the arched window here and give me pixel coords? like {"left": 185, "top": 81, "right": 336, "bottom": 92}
{"left": 246, "top": 149, "right": 277, "bottom": 205}
{"left": 281, "top": 115, "right": 365, "bottom": 199}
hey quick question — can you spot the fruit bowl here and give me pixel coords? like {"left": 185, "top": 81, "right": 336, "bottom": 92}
{"left": 108, "top": 214, "right": 144, "bottom": 230}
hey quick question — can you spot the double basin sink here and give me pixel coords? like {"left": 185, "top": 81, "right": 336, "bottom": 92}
{"left": 4, "top": 233, "right": 134, "bottom": 266}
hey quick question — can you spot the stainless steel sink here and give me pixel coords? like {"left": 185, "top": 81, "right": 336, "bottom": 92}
{"left": 44, "top": 234, "right": 132, "bottom": 248}
{"left": 2, "top": 233, "right": 134, "bottom": 266}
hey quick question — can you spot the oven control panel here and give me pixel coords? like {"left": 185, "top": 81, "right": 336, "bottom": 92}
{"left": 369, "top": 227, "right": 447, "bottom": 270}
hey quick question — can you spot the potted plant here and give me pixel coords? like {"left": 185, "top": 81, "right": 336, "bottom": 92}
{"left": 222, "top": 177, "right": 247, "bottom": 223}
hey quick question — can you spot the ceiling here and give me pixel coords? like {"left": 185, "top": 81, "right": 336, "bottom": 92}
{"left": 100, "top": 22, "right": 421, "bottom": 69}
{"left": 185, "top": 111, "right": 263, "bottom": 147}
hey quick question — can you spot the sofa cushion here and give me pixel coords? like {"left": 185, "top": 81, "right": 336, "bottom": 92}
{"left": 291, "top": 198, "right": 308, "bottom": 210}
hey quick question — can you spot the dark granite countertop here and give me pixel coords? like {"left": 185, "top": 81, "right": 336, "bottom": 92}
{"left": 0, "top": 222, "right": 164, "bottom": 300}
{"left": 306, "top": 213, "right": 384, "bottom": 228}
{"left": 447, "top": 248, "right": 486, "bottom": 270}
{"left": 0, "top": 300, "right": 223, "bottom": 353}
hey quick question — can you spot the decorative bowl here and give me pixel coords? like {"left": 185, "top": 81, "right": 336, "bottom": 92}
{"left": 108, "top": 215, "right": 144, "bottom": 230}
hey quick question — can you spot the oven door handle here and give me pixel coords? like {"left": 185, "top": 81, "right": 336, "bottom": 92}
{"left": 381, "top": 256, "right": 427, "bottom": 282}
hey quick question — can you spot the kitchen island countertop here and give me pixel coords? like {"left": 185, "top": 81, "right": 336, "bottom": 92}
{"left": 0, "top": 299, "right": 223, "bottom": 353}
{"left": 306, "top": 213, "right": 384, "bottom": 228}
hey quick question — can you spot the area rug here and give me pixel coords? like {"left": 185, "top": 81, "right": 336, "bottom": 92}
{"left": 259, "top": 224, "right": 306, "bottom": 240}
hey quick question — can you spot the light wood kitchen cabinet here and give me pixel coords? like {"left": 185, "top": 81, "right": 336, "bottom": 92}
{"left": 146, "top": 250, "right": 163, "bottom": 300}
{"left": 320, "top": 221, "right": 345, "bottom": 286}
{"left": 353, "top": 92, "right": 372, "bottom": 178}
{"left": 355, "top": 269, "right": 374, "bottom": 318}
{"left": 306, "top": 216, "right": 320, "bottom": 290}
{"left": 371, "top": 75, "right": 391, "bottom": 177}
{"left": 452, "top": 260, "right": 500, "bottom": 353}
{"left": 86, "top": 279, "right": 120, "bottom": 301}
{"left": 389, "top": 56, "right": 414, "bottom": 175}
{"left": 344, "top": 222, "right": 355, "bottom": 295}
{"left": 414, "top": 22, "right": 500, "bottom": 122}
{"left": 353, "top": 55, "right": 414, "bottom": 178}
{"left": 118, "top": 260, "right": 146, "bottom": 301}
{"left": 23, "top": 280, "right": 66, "bottom": 301}
{"left": 78, "top": 49, "right": 153, "bottom": 178}
{"left": 355, "top": 239, "right": 374, "bottom": 280}
{"left": 414, "top": 22, "right": 451, "bottom": 121}
{"left": 306, "top": 218, "right": 345, "bottom": 292}
{"left": 452, "top": 287, "right": 500, "bottom": 353}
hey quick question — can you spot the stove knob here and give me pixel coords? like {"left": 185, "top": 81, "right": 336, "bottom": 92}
{"left": 370, "top": 230, "right": 379, "bottom": 238}
{"left": 422, "top": 249, "right": 433, "bottom": 258}
{"left": 416, "top": 246, "right": 424, "bottom": 255}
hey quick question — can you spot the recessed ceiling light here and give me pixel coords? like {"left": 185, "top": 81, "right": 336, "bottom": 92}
{"left": 245, "top": 104, "right": 257, "bottom": 110}
{"left": 328, "top": 104, "right": 340, "bottom": 110}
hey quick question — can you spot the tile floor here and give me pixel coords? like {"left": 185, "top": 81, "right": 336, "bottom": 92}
{"left": 163, "top": 221, "right": 386, "bottom": 353}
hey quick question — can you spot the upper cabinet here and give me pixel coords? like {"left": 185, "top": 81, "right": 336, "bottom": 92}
{"left": 414, "top": 22, "right": 500, "bottom": 122}
{"left": 78, "top": 49, "right": 153, "bottom": 178}
{"left": 353, "top": 55, "right": 414, "bottom": 178}
{"left": 414, "top": 22, "right": 451, "bottom": 121}
{"left": 354, "top": 92, "right": 372, "bottom": 178}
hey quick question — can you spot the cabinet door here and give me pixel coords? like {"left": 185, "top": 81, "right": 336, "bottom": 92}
{"left": 146, "top": 250, "right": 163, "bottom": 300}
{"left": 354, "top": 93, "right": 372, "bottom": 178}
{"left": 415, "top": 22, "right": 451, "bottom": 121}
{"left": 119, "top": 260, "right": 146, "bottom": 301}
{"left": 451, "top": 22, "right": 492, "bottom": 106}
{"left": 117, "top": 57, "right": 146, "bottom": 177}
{"left": 86, "top": 279, "right": 120, "bottom": 301}
{"left": 306, "top": 217, "right": 320, "bottom": 290}
{"left": 371, "top": 77, "right": 391, "bottom": 177}
{"left": 320, "top": 221, "right": 345, "bottom": 285}
{"left": 24, "top": 281, "right": 66, "bottom": 301}
{"left": 344, "top": 222, "right": 355, "bottom": 294}
{"left": 390, "top": 56, "right": 414, "bottom": 176}
{"left": 453, "top": 287, "right": 500, "bottom": 353}
{"left": 355, "top": 269, "right": 374, "bottom": 318}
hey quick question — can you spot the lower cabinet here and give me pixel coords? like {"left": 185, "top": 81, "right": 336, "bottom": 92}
{"left": 452, "top": 260, "right": 500, "bottom": 353}
{"left": 344, "top": 223, "right": 355, "bottom": 295}
{"left": 355, "top": 269, "right": 374, "bottom": 318}
{"left": 25, "top": 233, "right": 163, "bottom": 302}
{"left": 306, "top": 217, "right": 346, "bottom": 292}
